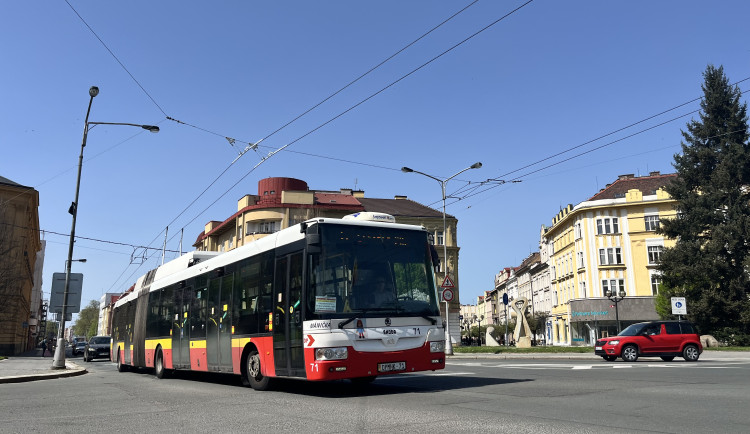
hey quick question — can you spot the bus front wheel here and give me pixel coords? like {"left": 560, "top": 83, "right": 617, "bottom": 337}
{"left": 245, "top": 349, "right": 271, "bottom": 391}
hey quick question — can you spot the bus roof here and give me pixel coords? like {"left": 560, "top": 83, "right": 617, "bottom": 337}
{"left": 115, "top": 217, "right": 426, "bottom": 307}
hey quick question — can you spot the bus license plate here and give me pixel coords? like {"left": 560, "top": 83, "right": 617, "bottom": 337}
{"left": 378, "top": 361, "right": 406, "bottom": 372}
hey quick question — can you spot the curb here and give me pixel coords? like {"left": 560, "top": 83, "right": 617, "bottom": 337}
{"left": 0, "top": 361, "right": 87, "bottom": 384}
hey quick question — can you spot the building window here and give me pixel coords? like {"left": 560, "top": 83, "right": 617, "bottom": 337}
{"left": 650, "top": 275, "right": 662, "bottom": 295}
{"left": 574, "top": 222, "right": 582, "bottom": 240}
{"left": 598, "top": 247, "right": 622, "bottom": 265}
{"left": 596, "top": 217, "right": 619, "bottom": 235}
{"left": 644, "top": 215, "right": 660, "bottom": 231}
{"left": 259, "top": 221, "right": 277, "bottom": 234}
{"left": 580, "top": 281, "right": 587, "bottom": 298}
{"left": 436, "top": 230, "right": 444, "bottom": 246}
{"left": 648, "top": 245, "right": 663, "bottom": 264}
{"left": 602, "top": 279, "right": 625, "bottom": 295}
{"left": 577, "top": 251, "right": 584, "bottom": 269}
{"left": 238, "top": 225, "right": 244, "bottom": 239}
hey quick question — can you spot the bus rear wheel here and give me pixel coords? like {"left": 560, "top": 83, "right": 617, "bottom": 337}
{"left": 155, "top": 349, "right": 169, "bottom": 379}
{"left": 245, "top": 349, "right": 271, "bottom": 391}
{"left": 116, "top": 350, "right": 127, "bottom": 372}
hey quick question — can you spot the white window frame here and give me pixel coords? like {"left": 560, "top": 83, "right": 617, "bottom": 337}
{"left": 648, "top": 245, "right": 663, "bottom": 264}
{"left": 596, "top": 217, "right": 620, "bottom": 235}
{"left": 650, "top": 275, "right": 662, "bottom": 295}
{"left": 598, "top": 247, "right": 623, "bottom": 265}
{"left": 644, "top": 215, "right": 660, "bottom": 231}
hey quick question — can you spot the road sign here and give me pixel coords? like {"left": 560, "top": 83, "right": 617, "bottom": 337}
{"left": 671, "top": 297, "right": 687, "bottom": 315}
{"left": 50, "top": 273, "right": 83, "bottom": 314}
{"left": 442, "top": 288, "right": 454, "bottom": 302}
{"left": 441, "top": 275, "right": 455, "bottom": 288}
{"left": 502, "top": 293, "right": 509, "bottom": 305}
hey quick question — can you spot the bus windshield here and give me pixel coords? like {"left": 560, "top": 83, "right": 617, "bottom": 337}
{"left": 308, "top": 224, "right": 441, "bottom": 319}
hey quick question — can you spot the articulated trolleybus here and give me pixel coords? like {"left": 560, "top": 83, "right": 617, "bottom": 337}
{"left": 111, "top": 213, "right": 446, "bottom": 389}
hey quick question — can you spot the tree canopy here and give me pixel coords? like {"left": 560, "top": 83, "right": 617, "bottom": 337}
{"left": 73, "top": 300, "right": 100, "bottom": 338}
{"left": 657, "top": 65, "right": 750, "bottom": 345}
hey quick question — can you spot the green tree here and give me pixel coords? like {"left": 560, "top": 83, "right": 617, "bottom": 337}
{"left": 73, "top": 300, "right": 100, "bottom": 338}
{"left": 659, "top": 64, "right": 750, "bottom": 345}
{"left": 527, "top": 311, "right": 549, "bottom": 343}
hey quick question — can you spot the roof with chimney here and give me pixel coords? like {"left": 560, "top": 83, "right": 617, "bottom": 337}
{"left": 588, "top": 172, "right": 677, "bottom": 201}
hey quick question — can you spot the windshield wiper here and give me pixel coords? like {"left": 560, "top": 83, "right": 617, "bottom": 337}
{"left": 337, "top": 307, "right": 437, "bottom": 328}
{"left": 337, "top": 308, "right": 397, "bottom": 328}
{"left": 418, "top": 309, "right": 437, "bottom": 325}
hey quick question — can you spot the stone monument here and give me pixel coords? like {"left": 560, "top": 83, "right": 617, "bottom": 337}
{"left": 511, "top": 297, "right": 532, "bottom": 348}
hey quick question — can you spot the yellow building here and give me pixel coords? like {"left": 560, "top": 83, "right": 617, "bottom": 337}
{"left": 0, "top": 176, "right": 42, "bottom": 355}
{"left": 542, "top": 172, "right": 676, "bottom": 345}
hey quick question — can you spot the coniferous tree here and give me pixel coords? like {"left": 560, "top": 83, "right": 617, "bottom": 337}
{"left": 658, "top": 65, "right": 750, "bottom": 345}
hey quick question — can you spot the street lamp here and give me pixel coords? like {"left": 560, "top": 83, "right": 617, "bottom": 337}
{"left": 401, "top": 162, "right": 481, "bottom": 355}
{"left": 52, "top": 86, "right": 159, "bottom": 369}
{"left": 473, "top": 314, "right": 484, "bottom": 346}
{"left": 605, "top": 288, "right": 626, "bottom": 334}
{"left": 65, "top": 259, "right": 87, "bottom": 267}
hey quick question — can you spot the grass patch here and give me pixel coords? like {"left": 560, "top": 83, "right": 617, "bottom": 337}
{"left": 453, "top": 346, "right": 593, "bottom": 354}
{"left": 704, "top": 346, "right": 750, "bottom": 351}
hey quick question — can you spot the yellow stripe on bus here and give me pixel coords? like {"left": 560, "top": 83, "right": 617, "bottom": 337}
{"left": 190, "top": 340, "right": 207, "bottom": 349}
{"left": 145, "top": 338, "right": 172, "bottom": 351}
{"left": 232, "top": 337, "right": 252, "bottom": 349}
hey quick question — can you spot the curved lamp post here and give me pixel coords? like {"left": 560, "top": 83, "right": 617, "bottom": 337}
{"left": 401, "top": 163, "right": 481, "bottom": 355}
{"left": 473, "top": 314, "right": 484, "bottom": 346}
{"left": 52, "top": 86, "right": 159, "bottom": 369}
{"left": 605, "top": 288, "right": 626, "bottom": 334}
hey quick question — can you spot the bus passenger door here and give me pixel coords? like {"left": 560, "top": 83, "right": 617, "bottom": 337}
{"left": 207, "top": 272, "right": 234, "bottom": 371}
{"left": 176, "top": 287, "right": 192, "bottom": 368}
{"left": 171, "top": 288, "right": 182, "bottom": 367}
{"left": 207, "top": 277, "right": 221, "bottom": 370}
{"left": 273, "top": 251, "right": 305, "bottom": 377}
{"left": 218, "top": 273, "right": 234, "bottom": 370}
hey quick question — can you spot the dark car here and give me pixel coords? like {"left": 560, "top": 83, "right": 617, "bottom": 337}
{"left": 595, "top": 320, "right": 702, "bottom": 362}
{"left": 83, "top": 336, "right": 112, "bottom": 362}
{"left": 72, "top": 341, "right": 87, "bottom": 357}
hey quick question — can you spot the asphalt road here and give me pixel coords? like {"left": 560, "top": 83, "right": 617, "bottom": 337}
{"left": 2, "top": 356, "right": 748, "bottom": 433}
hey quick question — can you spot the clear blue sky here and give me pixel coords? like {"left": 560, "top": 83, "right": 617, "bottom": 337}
{"left": 2, "top": 1, "right": 749, "bottom": 317}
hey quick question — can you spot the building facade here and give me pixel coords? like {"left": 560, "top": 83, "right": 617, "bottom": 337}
{"left": 542, "top": 172, "right": 676, "bottom": 345}
{"left": 193, "top": 177, "right": 465, "bottom": 344}
{"left": 0, "top": 176, "right": 43, "bottom": 355}
{"left": 98, "top": 292, "right": 121, "bottom": 336}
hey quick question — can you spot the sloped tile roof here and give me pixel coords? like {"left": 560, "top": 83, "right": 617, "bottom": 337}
{"left": 588, "top": 173, "right": 677, "bottom": 201}
{"left": 357, "top": 198, "right": 447, "bottom": 218}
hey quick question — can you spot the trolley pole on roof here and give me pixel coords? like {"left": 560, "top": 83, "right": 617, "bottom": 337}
{"left": 401, "top": 162, "right": 482, "bottom": 355}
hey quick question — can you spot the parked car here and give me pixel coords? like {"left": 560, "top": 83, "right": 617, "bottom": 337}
{"left": 72, "top": 341, "right": 87, "bottom": 356}
{"left": 83, "top": 336, "right": 112, "bottom": 362}
{"left": 595, "top": 320, "right": 702, "bottom": 362}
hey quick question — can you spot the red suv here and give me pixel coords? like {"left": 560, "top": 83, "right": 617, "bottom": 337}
{"left": 595, "top": 321, "right": 702, "bottom": 362}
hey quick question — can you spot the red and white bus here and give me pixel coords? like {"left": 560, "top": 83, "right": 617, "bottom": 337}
{"left": 111, "top": 214, "right": 446, "bottom": 389}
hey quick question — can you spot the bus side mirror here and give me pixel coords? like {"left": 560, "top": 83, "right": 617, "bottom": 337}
{"left": 429, "top": 245, "right": 440, "bottom": 269}
{"left": 306, "top": 233, "right": 321, "bottom": 254}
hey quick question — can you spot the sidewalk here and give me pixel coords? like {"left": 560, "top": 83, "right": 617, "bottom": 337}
{"left": 0, "top": 347, "right": 87, "bottom": 384}
{"left": 2, "top": 348, "right": 747, "bottom": 384}
{"left": 448, "top": 350, "right": 750, "bottom": 362}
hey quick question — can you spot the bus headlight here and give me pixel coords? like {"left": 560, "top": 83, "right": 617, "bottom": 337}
{"left": 430, "top": 341, "right": 445, "bottom": 353}
{"left": 315, "top": 347, "right": 348, "bottom": 361}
